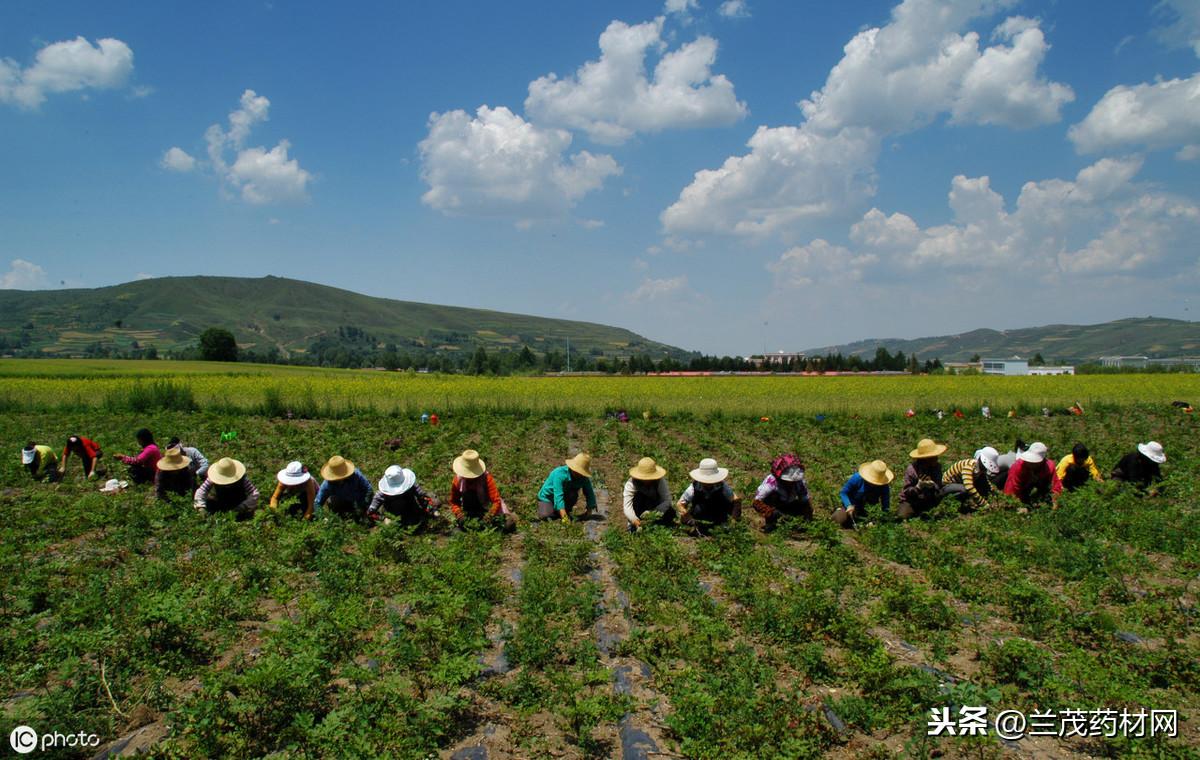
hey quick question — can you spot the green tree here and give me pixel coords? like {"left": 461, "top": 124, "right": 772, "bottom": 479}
{"left": 1031, "top": 352, "right": 1046, "bottom": 366}
{"left": 198, "top": 327, "right": 238, "bottom": 362}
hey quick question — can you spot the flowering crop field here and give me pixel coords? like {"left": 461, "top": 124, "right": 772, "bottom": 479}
{"left": 1, "top": 359, "right": 1198, "bottom": 416}
{"left": 1, "top": 361, "right": 1198, "bottom": 757}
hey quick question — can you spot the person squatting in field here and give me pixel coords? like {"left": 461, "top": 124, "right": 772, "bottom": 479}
{"left": 167, "top": 437, "right": 209, "bottom": 481}
{"left": 21, "top": 441, "right": 60, "bottom": 482}
{"left": 1057, "top": 443, "right": 1103, "bottom": 491}
{"left": 538, "top": 453, "right": 597, "bottom": 524}
{"left": 270, "top": 461, "right": 318, "bottom": 519}
{"left": 834, "top": 459, "right": 893, "bottom": 528}
{"left": 449, "top": 449, "right": 516, "bottom": 532}
{"left": 59, "top": 435, "right": 103, "bottom": 480}
{"left": 752, "top": 453, "right": 813, "bottom": 530}
{"left": 194, "top": 457, "right": 259, "bottom": 519}
{"left": 940, "top": 448, "right": 999, "bottom": 512}
{"left": 114, "top": 428, "right": 160, "bottom": 484}
{"left": 155, "top": 447, "right": 195, "bottom": 499}
{"left": 1003, "top": 442, "right": 1061, "bottom": 509}
{"left": 1111, "top": 441, "right": 1167, "bottom": 494}
{"left": 316, "top": 455, "right": 374, "bottom": 519}
{"left": 898, "top": 438, "right": 951, "bottom": 519}
{"left": 677, "top": 458, "right": 741, "bottom": 534}
{"left": 368, "top": 465, "right": 441, "bottom": 528}
{"left": 623, "top": 457, "right": 674, "bottom": 531}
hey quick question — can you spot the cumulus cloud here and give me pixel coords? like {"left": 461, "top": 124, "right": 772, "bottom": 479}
{"left": 0, "top": 36, "right": 134, "bottom": 109}
{"left": 0, "top": 259, "right": 50, "bottom": 289}
{"left": 770, "top": 157, "right": 1200, "bottom": 290}
{"left": 159, "top": 147, "right": 197, "bottom": 172}
{"left": 165, "top": 89, "right": 312, "bottom": 204}
{"left": 629, "top": 275, "right": 688, "bottom": 302}
{"left": 1155, "top": 0, "right": 1200, "bottom": 56}
{"left": 525, "top": 18, "right": 746, "bottom": 144}
{"left": 419, "top": 105, "right": 620, "bottom": 222}
{"left": 664, "top": 0, "right": 699, "bottom": 15}
{"left": 663, "top": 0, "right": 1073, "bottom": 239}
{"left": 719, "top": 0, "right": 750, "bottom": 18}
{"left": 1069, "top": 73, "right": 1200, "bottom": 154}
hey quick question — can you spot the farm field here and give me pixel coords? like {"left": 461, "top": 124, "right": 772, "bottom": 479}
{"left": 1, "top": 367, "right": 1198, "bottom": 758}
{"left": 2, "top": 358, "right": 1200, "bottom": 416}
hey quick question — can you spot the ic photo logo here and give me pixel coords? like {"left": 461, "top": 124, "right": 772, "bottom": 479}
{"left": 9, "top": 725, "right": 37, "bottom": 754}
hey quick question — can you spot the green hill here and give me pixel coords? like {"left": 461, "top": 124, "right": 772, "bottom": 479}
{"left": 0, "top": 275, "right": 693, "bottom": 361}
{"left": 805, "top": 317, "right": 1200, "bottom": 363}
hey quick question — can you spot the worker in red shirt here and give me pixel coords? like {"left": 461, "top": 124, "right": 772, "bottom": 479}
{"left": 60, "top": 434, "right": 104, "bottom": 480}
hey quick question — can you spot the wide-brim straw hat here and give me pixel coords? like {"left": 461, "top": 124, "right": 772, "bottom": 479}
{"left": 565, "top": 452, "right": 592, "bottom": 478}
{"left": 322, "top": 455, "right": 356, "bottom": 481}
{"left": 277, "top": 461, "right": 311, "bottom": 486}
{"left": 909, "top": 438, "right": 948, "bottom": 459}
{"left": 629, "top": 457, "right": 666, "bottom": 480}
{"left": 209, "top": 457, "right": 247, "bottom": 485}
{"left": 690, "top": 458, "right": 728, "bottom": 484}
{"left": 453, "top": 449, "right": 487, "bottom": 479}
{"left": 1018, "top": 442, "right": 1048, "bottom": 464}
{"left": 157, "top": 447, "right": 190, "bottom": 472}
{"left": 859, "top": 460, "right": 895, "bottom": 486}
{"left": 379, "top": 465, "right": 416, "bottom": 496}
{"left": 1138, "top": 441, "right": 1166, "bottom": 464}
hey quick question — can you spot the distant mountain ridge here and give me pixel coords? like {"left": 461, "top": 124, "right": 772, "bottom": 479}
{"left": 804, "top": 317, "right": 1200, "bottom": 363}
{"left": 0, "top": 275, "right": 693, "bottom": 360}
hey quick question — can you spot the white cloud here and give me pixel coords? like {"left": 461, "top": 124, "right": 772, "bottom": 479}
{"left": 1178, "top": 144, "right": 1200, "bottom": 160}
{"left": 719, "top": 0, "right": 750, "bottom": 18}
{"left": 1068, "top": 73, "right": 1200, "bottom": 154}
{"left": 772, "top": 157, "right": 1200, "bottom": 286}
{"left": 663, "top": 0, "right": 1072, "bottom": 240}
{"left": 134, "top": 272, "right": 155, "bottom": 281}
{"left": 525, "top": 18, "right": 746, "bottom": 144}
{"left": 578, "top": 218, "right": 605, "bottom": 229}
{"left": 1155, "top": 0, "right": 1200, "bottom": 56}
{"left": 0, "top": 36, "right": 134, "bottom": 109}
{"left": 0, "top": 259, "right": 50, "bottom": 289}
{"left": 159, "top": 147, "right": 197, "bottom": 172}
{"left": 664, "top": 0, "right": 699, "bottom": 15}
{"left": 418, "top": 105, "right": 620, "bottom": 221}
{"left": 166, "top": 89, "right": 311, "bottom": 205}
{"left": 630, "top": 275, "right": 688, "bottom": 302}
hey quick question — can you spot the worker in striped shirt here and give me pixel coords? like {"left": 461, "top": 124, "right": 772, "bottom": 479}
{"left": 941, "top": 448, "right": 999, "bottom": 511}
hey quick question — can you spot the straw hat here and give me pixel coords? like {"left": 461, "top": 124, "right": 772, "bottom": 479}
{"left": 909, "top": 438, "right": 948, "bottom": 459}
{"left": 99, "top": 478, "right": 129, "bottom": 493}
{"left": 379, "top": 465, "right": 416, "bottom": 496}
{"left": 973, "top": 447, "right": 1000, "bottom": 475}
{"left": 629, "top": 457, "right": 666, "bottom": 481}
{"left": 157, "top": 447, "right": 190, "bottom": 472}
{"left": 690, "top": 458, "right": 728, "bottom": 484}
{"left": 277, "top": 461, "right": 311, "bottom": 487}
{"left": 321, "top": 455, "right": 356, "bottom": 481}
{"left": 453, "top": 449, "right": 487, "bottom": 479}
{"left": 858, "top": 460, "right": 895, "bottom": 486}
{"left": 209, "top": 457, "right": 247, "bottom": 485}
{"left": 565, "top": 452, "right": 593, "bottom": 478}
{"left": 1018, "top": 442, "right": 1048, "bottom": 464}
{"left": 1138, "top": 441, "right": 1166, "bottom": 464}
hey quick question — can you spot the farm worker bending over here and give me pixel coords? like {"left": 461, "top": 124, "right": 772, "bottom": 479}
{"left": 622, "top": 457, "right": 674, "bottom": 531}
{"left": 1003, "top": 442, "right": 1061, "bottom": 508}
{"left": 167, "top": 437, "right": 209, "bottom": 481}
{"left": 114, "top": 428, "right": 161, "bottom": 484}
{"left": 155, "top": 447, "right": 195, "bottom": 499}
{"left": 834, "top": 460, "right": 893, "bottom": 528}
{"left": 1056, "top": 443, "right": 1103, "bottom": 492}
{"left": 677, "top": 458, "right": 741, "bottom": 534}
{"left": 21, "top": 442, "right": 60, "bottom": 482}
{"left": 1111, "top": 441, "right": 1166, "bottom": 494}
{"left": 538, "top": 453, "right": 597, "bottom": 523}
{"left": 449, "top": 450, "right": 516, "bottom": 532}
{"left": 897, "top": 438, "right": 949, "bottom": 519}
{"left": 270, "top": 462, "right": 317, "bottom": 519}
{"left": 369, "top": 465, "right": 441, "bottom": 527}
{"left": 316, "top": 456, "right": 374, "bottom": 519}
{"left": 752, "top": 453, "right": 813, "bottom": 530}
{"left": 60, "top": 435, "right": 103, "bottom": 480}
{"left": 941, "top": 450, "right": 997, "bottom": 512}
{"left": 194, "top": 457, "right": 259, "bottom": 518}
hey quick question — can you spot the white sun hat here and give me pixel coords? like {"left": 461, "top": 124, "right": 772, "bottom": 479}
{"left": 974, "top": 446, "right": 1000, "bottom": 475}
{"left": 378, "top": 465, "right": 416, "bottom": 496}
{"left": 1018, "top": 442, "right": 1049, "bottom": 464}
{"left": 99, "top": 479, "right": 128, "bottom": 493}
{"left": 690, "top": 458, "right": 729, "bottom": 484}
{"left": 21, "top": 446, "right": 36, "bottom": 464}
{"left": 1138, "top": 441, "right": 1166, "bottom": 464}
{"left": 277, "top": 461, "right": 312, "bottom": 487}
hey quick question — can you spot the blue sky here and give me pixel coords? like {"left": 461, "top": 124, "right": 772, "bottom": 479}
{"left": 2, "top": 0, "right": 1199, "bottom": 355}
